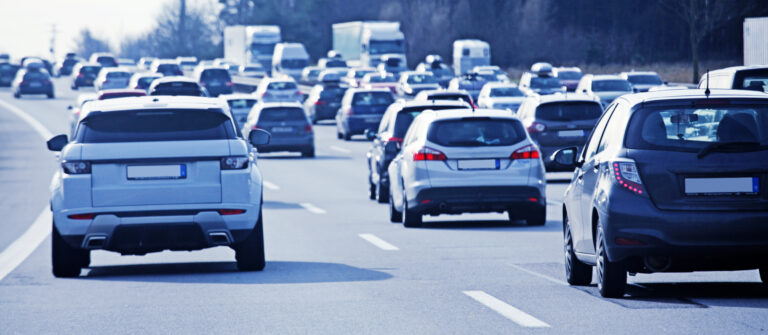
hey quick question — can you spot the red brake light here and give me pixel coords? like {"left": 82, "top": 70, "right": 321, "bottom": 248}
{"left": 510, "top": 144, "right": 540, "bottom": 160}
{"left": 68, "top": 213, "right": 95, "bottom": 220}
{"left": 226, "top": 81, "right": 233, "bottom": 87}
{"left": 77, "top": 73, "right": 84, "bottom": 78}
{"left": 526, "top": 122, "right": 546, "bottom": 133}
{"left": 315, "top": 100, "right": 326, "bottom": 105}
{"left": 413, "top": 146, "right": 446, "bottom": 161}
{"left": 387, "top": 137, "right": 403, "bottom": 143}
{"left": 346, "top": 108, "right": 355, "bottom": 116}
{"left": 305, "top": 124, "right": 313, "bottom": 132}
{"left": 612, "top": 162, "right": 645, "bottom": 196}
{"left": 219, "top": 209, "right": 245, "bottom": 215}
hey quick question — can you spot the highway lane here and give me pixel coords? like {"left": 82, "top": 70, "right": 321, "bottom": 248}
{"left": 1, "top": 77, "right": 767, "bottom": 334}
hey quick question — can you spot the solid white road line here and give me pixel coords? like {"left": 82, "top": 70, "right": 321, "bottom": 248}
{"left": 263, "top": 180, "right": 280, "bottom": 191}
{"left": 508, "top": 263, "right": 570, "bottom": 286}
{"left": 358, "top": 233, "right": 399, "bottom": 251}
{"left": 299, "top": 202, "right": 327, "bottom": 214}
{"left": 0, "top": 99, "right": 53, "bottom": 139}
{"left": 329, "top": 145, "right": 351, "bottom": 154}
{"left": 0, "top": 208, "right": 51, "bottom": 281}
{"left": 463, "top": 290, "right": 551, "bottom": 328}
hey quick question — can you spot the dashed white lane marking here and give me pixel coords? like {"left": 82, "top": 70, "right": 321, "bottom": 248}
{"left": 329, "top": 145, "right": 351, "bottom": 154}
{"left": 463, "top": 290, "right": 551, "bottom": 328}
{"left": 299, "top": 202, "right": 327, "bottom": 214}
{"left": 508, "top": 263, "right": 569, "bottom": 286}
{"left": 358, "top": 233, "right": 399, "bottom": 251}
{"left": 263, "top": 180, "right": 280, "bottom": 191}
{"left": 0, "top": 208, "right": 51, "bottom": 281}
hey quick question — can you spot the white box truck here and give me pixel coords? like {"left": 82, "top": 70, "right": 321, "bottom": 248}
{"left": 332, "top": 21, "right": 406, "bottom": 69}
{"left": 744, "top": 17, "right": 768, "bottom": 66}
{"left": 224, "top": 25, "right": 281, "bottom": 73}
{"left": 453, "top": 39, "right": 490, "bottom": 75}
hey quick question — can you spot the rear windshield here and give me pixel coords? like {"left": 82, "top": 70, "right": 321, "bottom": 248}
{"left": 267, "top": 81, "right": 297, "bottom": 90}
{"left": 557, "top": 71, "right": 582, "bottom": 80}
{"left": 530, "top": 77, "right": 562, "bottom": 89}
{"left": 106, "top": 72, "right": 131, "bottom": 79}
{"left": 367, "top": 75, "right": 395, "bottom": 83}
{"left": 81, "top": 66, "right": 100, "bottom": 74}
{"left": 151, "top": 82, "right": 204, "bottom": 96}
{"left": 393, "top": 106, "right": 467, "bottom": 137}
{"left": 427, "top": 118, "right": 526, "bottom": 147}
{"left": 741, "top": 76, "right": 768, "bottom": 93}
{"left": 490, "top": 87, "right": 524, "bottom": 97}
{"left": 407, "top": 74, "right": 437, "bottom": 84}
{"left": 281, "top": 59, "right": 309, "bottom": 69}
{"left": 0, "top": 63, "right": 13, "bottom": 71}
{"left": 627, "top": 75, "right": 662, "bottom": 85}
{"left": 592, "top": 80, "right": 632, "bottom": 92}
{"left": 258, "top": 108, "right": 306, "bottom": 122}
{"left": 24, "top": 71, "right": 49, "bottom": 80}
{"left": 97, "top": 56, "right": 117, "bottom": 67}
{"left": 320, "top": 87, "right": 346, "bottom": 100}
{"left": 325, "top": 59, "right": 347, "bottom": 68}
{"left": 626, "top": 102, "right": 768, "bottom": 152}
{"left": 243, "top": 66, "right": 262, "bottom": 71}
{"left": 227, "top": 99, "right": 257, "bottom": 109}
{"left": 63, "top": 59, "right": 79, "bottom": 67}
{"left": 180, "top": 61, "right": 197, "bottom": 66}
{"left": 536, "top": 102, "right": 603, "bottom": 121}
{"left": 78, "top": 109, "right": 234, "bottom": 143}
{"left": 352, "top": 92, "right": 394, "bottom": 106}
{"left": 201, "top": 69, "right": 231, "bottom": 81}
{"left": 158, "top": 64, "right": 180, "bottom": 72}
{"left": 100, "top": 92, "right": 145, "bottom": 100}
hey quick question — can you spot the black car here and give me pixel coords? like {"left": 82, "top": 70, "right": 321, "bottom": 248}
{"left": 148, "top": 77, "right": 207, "bottom": 97}
{"left": 196, "top": 68, "right": 233, "bottom": 97}
{"left": 553, "top": 89, "right": 768, "bottom": 298}
{"left": 20, "top": 57, "right": 54, "bottom": 76}
{"left": 13, "top": 68, "right": 54, "bottom": 98}
{"left": 303, "top": 84, "right": 347, "bottom": 124}
{"left": 56, "top": 57, "right": 81, "bottom": 76}
{"left": 365, "top": 100, "right": 470, "bottom": 203}
{"left": 0, "top": 61, "right": 20, "bottom": 87}
{"left": 71, "top": 63, "right": 101, "bottom": 90}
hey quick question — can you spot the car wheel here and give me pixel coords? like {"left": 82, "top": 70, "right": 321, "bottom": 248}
{"left": 301, "top": 147, "right": 315, "bottom": 158}
{"left": 13, "top": 91, "right": 20, "bottom": 99}
{"left": 343, "top": 132, "right": 352, "bottom": 141}
{"left": 52, "top": 222, "right": 88, "bottom": 278}
{"left": 47, "top": 92, "right": 55, "bottom": 99}
{"left": 71, "top": 85, "right": 78, "bottom": 90}
{"left": 402, "top": 191, "right": 422, "bottom": 228}
{"left": 233, "top": 211, "right": 266, "bottom": 271}
{"left": 337, "top": 131, "right": 343, "bottom": 139}
{"left": 368, "top": 181, "right": 376, "bottom": 200}
{"left": 564, "top": 217, "right": 592, "bottom": 286}
{"left": 760, "top": 266, "right": 768, "bottom": 285}
{"left": 526, "top": 207, "right": 546, "bottom": 226}
{"left": 389, "top": 191, "right": 402, "bottom": 222}
{"left": 596, "top": 220, "right": 626, "bottom": 298}
{"left": 376, "top": 179, "right": 389, "bottom": 204}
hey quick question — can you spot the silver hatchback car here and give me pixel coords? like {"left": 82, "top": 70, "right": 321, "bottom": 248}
{"left": 388, "top": 109, "right": 547, "bottom": 227}
{"left": 46, "top": 96, "right": 271, "bottom": 277}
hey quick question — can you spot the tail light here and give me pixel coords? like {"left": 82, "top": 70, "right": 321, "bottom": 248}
{"left": 346, "top": 107, "right": 355, "bottom": 116}
{"left": 296, "top": 90, "right": 302, "bottom": 95}
{"left": 68, "top": 213, "right": 95, "bottom": 220}
{"left": 315, "top": 100, "right": 326, "bottom": 105}
{"left": 510, "top": 144, "right": 540, "bottom": 160}
{"left": 612, "top": 161, "right": 646, "bottom": 196}
{"left": 262, "top": 92, "right": 271, "bottom": 97}
{"left": 226, "top": 81, "right": 233, "bottom": 87}
{"left": 220, "top": 156, "right": 248, "bottom": 170}
{"left": 304, "top": 124, "right": 313, "bottom": 132}
{"left": 526, "top": 122, "right": 546, "bottom": 133}
{"left": 413, "top": 146, "right": 447, "bottom": 161}
{"left": 387, "top": 137, "right": 403, "bottom": 144}
{"left": 77, "top": 73, "right": 84, "bottom": 78}
{"left": 62, "top": 161, "right": 91, "bottom": 174}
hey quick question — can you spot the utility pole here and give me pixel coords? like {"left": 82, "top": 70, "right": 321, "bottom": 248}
{"left": 179, "top": 0, "right": 187, "bottom": 56}
{"left": 49, "top": 24, "right": 58, "bottom": 60}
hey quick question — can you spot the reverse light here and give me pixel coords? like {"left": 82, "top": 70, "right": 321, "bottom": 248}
{"left": 220, "top": 156, "right": 249, "bottom": 170}
{"left": 613, "top": 161, "right": 645, "bottom": 195}
{"left": 413, "top": 147, "right": 446, "bottom": 161}
{"left": 526, "top": 122, "right": 546, "bottom": 133}
{"left": 510, "top": 144, "right": 540, "bottom": 160}
{"left": 68, "top": 213, "right": 95, "bottom": 220}
{"left": 62, "top": 161, "right": 91, "bottom": 174}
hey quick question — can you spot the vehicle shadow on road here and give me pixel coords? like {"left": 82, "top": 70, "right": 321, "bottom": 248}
{"left": 82, "top": 260, "right": 393, "bottom": 284}
{"left": 418, "top": 219, "right": 561, "bottom": 232}
{"left": 625, "top": 282, "right": 768, "bottom": 308}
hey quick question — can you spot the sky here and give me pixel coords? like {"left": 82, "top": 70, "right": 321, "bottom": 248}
{"left": 0, "top": 0, "right": 215, "bottom": 60}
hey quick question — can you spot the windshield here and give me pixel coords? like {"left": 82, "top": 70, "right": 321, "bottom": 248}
{"left": 250, "top": 43, "right": 275, "bottom": 56}
{"left": 592, "top": 79, "right": 632, "bottom": 92}
{"left": 530, "top": 77, "right": 562, "bottom": 89}
{"left": 151, "top": 82, "right": 204, "bottom": 96}
{"left": 281, "top": 59, "right": 309, "bottom": 69}
{"left": 428, "top": 118, "right": 526, "bottom": 147}
{"left": 352, "top": 92, "right": 394, "bottom": 106}
{"left": 24, "top": 71, "right": 49, "bottom": 80}
{"left": 78, "top": 110, "right": 234, "bottom": 143}
{"left": 227, "top": 99, "right": 257, "bottom": 110}
{"left": 370, "top": 40, "right": 405, "bottom": 55}
{"left": 490, "top": 87, "right": 524, "bottom": 97}
{"left": 258, "top": 108, "right": 306, "bottom": 122}
{"left": 157, "top": 64, "right": 180, "bottom": 72}
{"left": 477, "top": 73, "right": 499, "bottom": 82}
{"left": 106, "top": 72, "right": 130, "bottom": 79}
{"left": 407, "top": 74, "right": 437, "bottom": 84}
{"left": 267, "top": 81, "right": 297, "bottom": 90}
{"left": 367, "top": 75, "right": 395, "bottom": 83}
{"left": 557, "top": 71, "right": 582, "bottom": 80}
{"left": 320, "top": 87, "right": 346, "bottom": 100}
{"left": 627, "top": 75, "right": 663, "bottom": 85}
{"left": 536, "top": 102, "right": 603, "bottom": 121}
{"left": 626, "top": 102, "right": 768, "bottom": 152}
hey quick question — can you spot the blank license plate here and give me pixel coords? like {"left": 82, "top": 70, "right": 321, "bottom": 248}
{"left": 29, "top": 82, "right": 41, "bottom": 87}
{"left": 558, "top": 130, "right": 584, "bottom": 137}
{"left": 271, "top": 127, "right": 293, "bottom": 133}
{"left": 458, "top": 159, "right": 500, "bottom": 170}
{"left": 685, "top": 177, "right": 758, "bottom": 195}
{"left": 127, "top": 165, "right": 186, "bottom": 180}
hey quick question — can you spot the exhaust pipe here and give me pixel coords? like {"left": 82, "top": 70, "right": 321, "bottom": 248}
{"left": 208, "top": 232, "right": 231, "bottom": 245}
{"left": 644, "top": 256, "right": 672, "bottom": 272}
{"left": 85, "top": 236, "right": 106, "bottom": 249}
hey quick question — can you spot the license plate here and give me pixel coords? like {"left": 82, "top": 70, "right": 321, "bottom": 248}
{"left": 364, "top": 116, "right": 381, "bottom": 122}
{"left": 29, "top": 82, "right": 41, "bottom": 87}
{"left": 457, "top": 159, "right": 500, "bottom": 170}
{"left": 558, "top": 130, "right": 584, "bottom": 137}
{"left": 271, "top": 127, "right": 293, "bottom": 133}
{"left": 210, "top": 82, "right": 221, "bottom": 86}
{"left": 685, "top": 177, "right": 759, "bottom": 195}
{"left": 127, "top": 165, "right": 186, "bottom": 180}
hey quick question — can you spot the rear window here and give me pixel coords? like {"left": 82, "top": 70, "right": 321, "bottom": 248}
{"left": 81, "top": 66, "right": 100, "bottom": 74}
{"left": 530, "top": 77, "right": 561, "bottom": 89}
{"left": 78, "top": 109, "right": 234, "bottom": 143}
{"left": 355, "top": 70, "right": 373, "bottom": 78}
{"left": 201, "top": 69, "right": 231, "bottom": 81}
{"left": 0, "top": 63, "right": 13, "bottom": 71}
{"left": 556, "top": 71, "right": 582, "bottom": 80}
{"left": 257, "top": 108, "right": 306, "bottom": 122}
{"left": 536, "top": 102, "right": 603, "bottom": 121}
{"left": 267, "top": 81, "right": 297, "bottom": 90}
{"left": 367, "top": 75, "right": 395, "bottom": 83}
{"left": 63, "top": 59, "right": 79, "bottom": 67}
{"left": 137, "top": 77, "right": 158, "bottom": 88}
{"left": 97, "top": 56, "right": 117, "bottom": 67}
{"left": 24, "top": 71, "right": 49, "bottom": 80}
{"left": 227, "top": 99, "right": 257, "bottom": 109}
{"left": 320, "top": 87, "right": 346, "bottom": 100}
{"left": 352, "top": 92, "right": 394, "bottom": 106}
{"left": 407, "top": 74, "right": 437, "bottom": 84}
{"left": 626, "top": 102, "right": 768, "bottom": 152}
{"left": 325, "top": 59, "right": 347, "bottom": 68}
{"left": 393, "top": 106, "right": 467, "bottom": 137}
{"left": 592, "top": 80, "right": 632, "bottom": 92}
{"left": 427, "top": 118, "right": 526, "bottom": 147}
{"left": 106, "top": 72, "right": 131, "bottom": 79}
{"left": 741, "top": 77, "right": 768, "bottom": 93}
{"left": 157, "top": 64, "right": 180, "bottom": 72}
{"left": 627, "top": 75, "right": 662, "bottom": 85}
{"left": 100, "top": 92, "right": 145, "bottom": 100}
{"left": 490, "top": 87, "right": 524, "bottom": 97}
{"left": 281, "top": 59, "right": 309, "bottom": 69}
{"left": 152, "top": 82, "right": 204, "bottom": 96}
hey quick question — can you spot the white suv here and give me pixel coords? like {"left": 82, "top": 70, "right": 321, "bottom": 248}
{"left": 388, "top": 109, "right": 546, "bottom": 227}
{"left": 46, "top": 96, "right": 271, "bottom": 277}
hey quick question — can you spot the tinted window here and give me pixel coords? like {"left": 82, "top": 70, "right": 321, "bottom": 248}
{"left": 257, "top": 108, "right": 306, "bottom": 122}
{"left": 106, "top": 72, "right": 131, "bottom": 79}
{"left": 592, "top": 80, "right": 632, "bottom": 92}
{"left": 0, "top": 63, "right": 13, "bottom": 71}
{"left": 490, "top": 87, "right": 524, "bottom": 97}
{"left": 62, "top": 59, "right": 79, "bottom": 67}
{"left": 24, "top": 71, "right": 49, "bottom": 80}
{"left": 428, "top": 118, "right": 526, "bottom": 147}
{"left": 407, "top": 74, "right": 437, "bottom": 84}
{"left": 742, "top": 76, "right": 768, "bottom": 92}
{"left": 137, "top": 77, "right": 158, "bottom": 88}
{"left": 250, "top": 43, "right": 275, "bottom": 56}
{"left": 243, "top": 66, "right": 262, "bottom": 72}
{"left": 151, "top": 82, "right": 204, "bottom": 96}
{"left": 227, "top": 99, "right": 257, "bottom": 109}
{"left": 81, "top": 66, "right": 100, "bottom": 74}
{"left": 97, "top": 56, "right": 118, "bottom": 67}
{"left": 79, "top": 110, "right": 234, "bottom": 143}
{"left": 626, "top": 102, "right": 768, "bottom": 152}
{"left": 536, "top": 102, "right": 603, "bottom": 121}
{"left": 370, "top": 40, "right": 404, "bottom": 55}
{"left": 320, "top": 87, "right": 346, "bottom": 100}
{"left": 352, "top": 92, "right": 394, "bottom": 106}
{"left": 157, "top": 64, "right": 180, "bottom": 72}
{"left": 200, "top": 69, "right": 231, "bottom": 81}
{"left": 325, "top": 59, "right": 347, "bottom": 68}
{"left": 530, "top": 77, "right": 562, "bottom": 89}
{"left": 281, "top": 59, "right": 309, "bottom": 69}
{"left": 627, "top": 75, "right": 662, "bottom": 85}
{"left": 393, "top": 106, "right": 467, "bottom": 138}
{"left": 557, "top": 71, "right": 582, "bottom": 80}
{"left": 367, "top": 75, "right": 395, "bottom": 83}
{"left": 267, "top": 81, "right": 297, "bottom": 90}
{"left": 100, "top": 92, "right": 145, "bottom": 100}
{"left": 308, "top": 69, "right": 321, "bottom": 77}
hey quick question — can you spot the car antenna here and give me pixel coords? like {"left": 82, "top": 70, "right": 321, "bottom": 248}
{"left": 704, "top": 69, "right": 710, "bottom": 98}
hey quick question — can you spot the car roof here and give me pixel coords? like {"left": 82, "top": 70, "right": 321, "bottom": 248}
{"left": 76, "top": 62, "right": 101, "bottom": 67}
{"left": 707, "top": 65, "right": 768, "bottom": 76}
{"left": 398, "top": 99, "right": 470, "bottom": 108}
{"left": 554, "top": 67, "right": 581, "bottom": 72}
{"left": 101, "top": 68, "right": 131, "bottom": 73}
{"left": 416, "top": 89, "right": 470, "bottom": 96}
{"left": 532, "top": 93, "right": 600, "bottom": 104}
{"left": 590, "top": 74, "right": 626, "bottom": 81}
{"left": 482, "top": 82, "right": 519, "bottom": 89}
{"left": 132, "top": 72, "right": 162, "bottom": 78}
{"left": 618, "top": 88, "right": 768, "bottom": 106}
{"left": 347, "top": 87, "right": 391, "bottom": 94}
{"left": 98, "top": 89, "right": 146, "bottom": 95}
{"left": 79, "top": 96, "right": 228, "bottom": 118}
{"left": 620, "top": 71, "right": 659, "bottom": 76}
{"left": 254, "top": 101, "right": 303, "bottom": 109}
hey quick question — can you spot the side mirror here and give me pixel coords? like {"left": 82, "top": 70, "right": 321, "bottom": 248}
{"left": 365, "top": 129, "right": 377, "bottom": 141}
{"left": 549, "top": 147, "right": 579, "bottom": 170}
{"left": 384, "top": 141, "right": 400, "bottom": 155}
{"left": 249, "top": 128, "right": 271, "bottom": 146}
{"left": 47, "top": 134, "right": 68, "bottom": 151}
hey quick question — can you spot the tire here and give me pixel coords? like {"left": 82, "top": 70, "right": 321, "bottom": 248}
{"left": 389, "top": 191, "right": 403, "bottom": 222}
{"left": 13, "top": 91, "right": 20, "bottom": 99}
{"left": 402, "top": 192, "right": 422, "bottom": 228}
{"left": 368, "top": 182, "right": 376, "bottom": 200}
{"left": 564, "top": 218, "right": 592, "bottom": 286}
{"left": 52, "top": 223, "right": 88, "bottom": 278}
{"left": 376, "top": 179, "right": 389, "bottom": 204}
{"left": 233, "top": 212, "right": 266, "bottom": 271}
{"left": 47, "top": 92, "right": 55, "bottom": 99}
{"left": 337, "top": 131, "right": 343, "bottom": 139}
{"left": 343, "top": 132, "right": 352, "bottom": 141}
{"left": 72, "top": 84, "right": 78, "bottom": 90}
{"left": 760, "top": 266, "right": 768, "bottom": 285}
{"left": 526, "top": 207, "right": 546, "bottom": 226}
{"left": 301, "top": 148, "right": 315, "bottom": 158}
{"left": 596, "top": 221, "right": 626, "bottom": 298}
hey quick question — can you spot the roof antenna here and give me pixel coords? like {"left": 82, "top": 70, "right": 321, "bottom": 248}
{"left": 704, "top": 69, "right": 710, "bottom": 98}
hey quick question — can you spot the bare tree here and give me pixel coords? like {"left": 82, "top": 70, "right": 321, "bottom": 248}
{"left": 72, "top": 29, "right": 111, "bottom": 58}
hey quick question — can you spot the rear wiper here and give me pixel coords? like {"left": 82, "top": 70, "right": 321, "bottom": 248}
{"left": 697, "top": 141, "right": 765, "bottom": 159}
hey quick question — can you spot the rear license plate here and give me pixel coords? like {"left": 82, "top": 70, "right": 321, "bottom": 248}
{"left": 457, "top": 159, "right": 500, "bottom": 170}
{"left": 127, "top": 165, "right": 186, "bottom": 180}
{"left": 558, "top": 130, "right": 584, "bottom": 137}
{"left": 685, "top": 177, "right": 758, "bottom": 195}
{"left": 271, "top": 127, "right": 293, "bottom": 133}
{"left": 29, "top": 82, "right": 41, "bottom": 87}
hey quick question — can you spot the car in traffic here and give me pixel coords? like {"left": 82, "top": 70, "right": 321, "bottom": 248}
{"left": 138, "top": 57, "right": 157, "bottom": 71}
{"left": 397, "top": 71, "right": 442, "bottom": 97}
{"left": 70, "top": 63, "right": 101, "bottom": 90}
{"left": 519, "top": 71, "right": 565, "bottom": 96}
{"left": 387, "top": 108, "right": 547, "bottom": 227}
{"left": 300, "top": 66, "right": 323, "bottom": 85}
{"left": 620, "top": 71, "right": 665, "bottom": 92}
{"left": 366, "top": 99, "right": 471, "bottom": 203}
{"left": 254, "top": 77, "right": 302, "bottom": 103}
{"left": 128, "top": 72, "right": 162, "bottom": 92}
{"left": 239, "top": 64, "right": 267, "bottom": 78}
{"left": 413, "top": 89, "right": 475, "bottom": 107}
{"left": 336, "top": 88, "right": 395, "bottom": 141}
{"left": 88, "top": 52, "right": 118, "bottom": 68}
{"left": 46, "top": 96, "right": 271, "bottom": 277}
{"left": 447, "top": 71, "right": 489, "bottom": 102}
{"left": 359, "top": 72, "right": 397, "bottom": 94}
{"left": 415, "top": 55, "right": 454, "bottom": 88}
{"left": 303, "top": 82, "right": 347, "bottom": 124}
{"left": 148, "top": 76, "right": 208, "bottom": 97}
{"left": 553, "top": 67, "right": 583, "bottom": 92}
{"left": 318, "top": 57, "right": 348, "bottom": 69}
{"left": 12, "top": 66, "right": 54, "bottom": 99}
{"left": 0, "top": 61, "right": 20, "bottom": 87}
{"left": 150, "top": 59, "right": 184, "bottom": 76}
{"left": 176, "top": 56, "right": 198, "bottom": 72}
{"left": 376, "top": 55, "right": 407, "bottom": 79}
{"left": 516, "top": 93, "right": 603, "bottom": 170}
{"left": 67, "top": 89, "right": 147, "bottom": 136}
{"left": 21, "top": 57, "right": 54, "bottom": 75}
{"left": 553, "top": 89, "right": 768, "bottom": 298}
{"left": 698, "top": 65, "right": 768, "bottom": 93}
{"left": 194, "top": 66, "right": 234, "bottom": 97}
{"left": 341, "top": 67, "right": 376, "bottom": 88}
{"left": 219, "top": 93, "right": 258, "bottom": 129}
{"left": 54, "top": 56, "right": 82, "bottom": 77}
{"left": 476, "top": 82, "right": 526, "bottom": 111}
{"left": 95, "top": 68, "right": 132, "bottom": 90}
{"left": 576, "top": 74, "right": 633, "bottom": 107}
{"left": 242, "top": 101, "right": 315, "bottom": 157}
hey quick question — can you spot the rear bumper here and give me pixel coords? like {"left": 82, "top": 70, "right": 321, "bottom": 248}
{"left": 18, "top": 86, "right": 53, "bottom": 94}
{"left": 257, "top": 136, "right": 313, "bottom": 153}
{"left": 206, "top": 86, "right": 234, "bottom": 97}
{"left": 410, "top": 186, "right": 545, "bottom": 215}
{"left": 314, "top": 106, "right": 339, "bottom": 120}
{"left": 345, "top": 116, "right": 382, "bottom": 134}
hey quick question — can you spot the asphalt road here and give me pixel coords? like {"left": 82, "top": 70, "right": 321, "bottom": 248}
{"left": 0, "top": 78, "right": 767, "bottom": 334}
